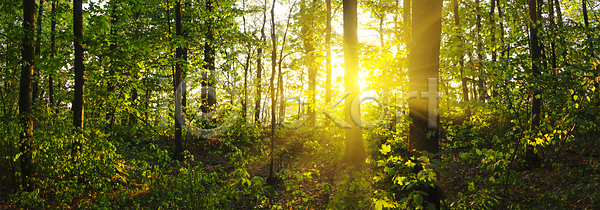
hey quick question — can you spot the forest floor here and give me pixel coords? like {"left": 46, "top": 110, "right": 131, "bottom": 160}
{"left": 1, "top": 122, "right": 599, "bottom": 209}
{"left": 179, "top": 125, "right": 600, "bottom": 209}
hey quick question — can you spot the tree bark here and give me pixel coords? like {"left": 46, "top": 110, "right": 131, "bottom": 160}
{"left": 202, "top": 0, "right": 216, "bottom": 115}
{"left": 343, "top": 0, "right": 366, "bottom": 165}
{"left": 72, "top": 0, "right": 85, "bottom": 156}
{"left": 475, "top": 0, "right": 485, "bottom": 102}
{"left": 453, "top": 0, "right": 470, "bottom": 118}
{"left": 106, "top": 0, "right": 118, "bottom": 131}
{"left": 50, "top": 0, "right": 56, "bottom": 109}
{"left": 268, "top": 0, "right": 277, "bottom": 182}
{"left": 527, "top": 0, "right": 542, "bottom": 164}
{"left": 255, "top": 0, "right": 267, "bottom": 124}
{"left": 33, "top": 0, "right": 43, "bottom": 106}
{"left": 301, "top": 0, "right": 317, "bottom": 127}
{"left": 20, "top": 0, "right": 36, "bottom": 192}
{"left": 326, "top": 0, "right": 332, "bottom": 105}
{"left": 410, "top": 0, "right": 443, "bottom": 207}
{"left": 174, "top": 0, "right": 183, "bottom": 160}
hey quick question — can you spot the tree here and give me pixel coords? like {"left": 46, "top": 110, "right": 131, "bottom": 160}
{"left": 202, "top": 0, "right": 216, "bottom": 115}
{"left": 33, "top": 0, "right": 44, "bottom": 105}
{"left": 20, "top": 0, "right": 36, "bottom": 192}
{"left": 255, "top": 0, "right": 267, "bottom": 124}
{"left": 453, "top": 0, "right": 470, "bottom": 119}
{"left": 300, "top": 0, "right": 318, "bottom": 127}
{"left": 174, "top": 0, "right": 184, "bottom": 160}
{"left": 408, "top": 0, "right": 442, "bottom": 207}
{"left": 268, "top": 0, "right": 277, "bottom": 182}
{"left": 325, "top": 0, "right": 332, "bottom": 105}
{"left": 49, "top": 0, "right": 56, "bottom": 109}
{"left": 527, "top": 0, "right": 542, "bottom": 164}
{"left": 72, "top": 0, "right": 85, "bottom": 159}
{"left": 343, "top": 0, "right": 366, "bottom": 165}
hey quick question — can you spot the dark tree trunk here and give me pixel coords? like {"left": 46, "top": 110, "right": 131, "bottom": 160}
{"left": 202, "top": 0, "right": 216, "bottom": 115}
{"left": 33, "top": 0, "right": 43, "bottom": 106}
{"left": 49, "top": 0, "right": 56, "bottom": 109}
{"left": 72, "top": 0, "right": 85, "bottom": 156}
{"left": 255, "top": 0, "right": 266, "bottom": 124}
{"left": 343, "top": 0, "right": 366, "bottom": 165}
{"left": 475, "top": 0, "right": 485, "bottom": 102}
{"left": 174, "top": 0, "right": 183, "bottom": 160}
{"left": 268, "top": 0, "right": 277, "bottom": 183}
{"left": 409, "top": 0, "right": 443, "bottom": 207}
{"left": 242, "top": 0, "right": 249, "bottom": 122}
{"left": 107, "top": 0, "right": 117, "bottom": 131}
{"left": 20, "top": 0, "right": 36, "bottom": 192}
{"left": 453, "top": 0, "right": 470, "bottom": 118}
{"left": 527, "top": 0, "right": 542, "bottom": 164}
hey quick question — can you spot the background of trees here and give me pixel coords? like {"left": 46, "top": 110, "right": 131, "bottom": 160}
{"left": 1, "top": 0, "right": 600, "bottom": 208}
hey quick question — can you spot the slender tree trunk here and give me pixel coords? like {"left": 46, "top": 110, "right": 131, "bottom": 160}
{"left": 49, "top": 0, "right": 56, "bottom": 109}
{"left": 527, "top": 0, "right": 542, "bottom": 164}
{"left": 72, "top": 0, "right": 85, "bottom": 158}
{"left": 174, "top": 0, "right": 183, "bottom": 160}
{"left": 106, "top": 0, "right": 117, "bottom": 131}
{"left": 497, "top": 0, "right": 506, "bottom": 57}
{"left": 33, "top": 0, "right": 43, "bottom": 106}
{"left": 343, "top": 0, "right": 366, "bottom": 165}
{"left": 255, "top": 0, "right": 267, "bottom": 124}
{"left": 202, "top": 0, "right": 216, "bottom": 115}
{"left": 326, "top": 0, "right": 332, "bottom": 105}
{"left": 242, "top": 0, "right": 249, "bottom": 122}
{"left": 453, "top": 0, "right": 470, "bottom": 118}
{"left": 20, "top": 0, "right": 36, "bottom": 192}
{"left": 301, "top": 0, "right": 317, "bottom": 127}
{"left": 549, "top": 0, "right": 557, "bottom": 71}
{"left": 475, "top": 0, "right": 485, "bottom": 102}
{"left": 278, "top": 5, "right": 294, "bottom": 124}
{"left": 554, "top": 0, "right": 562, "bottom": 25}
{"left": 268, "top": 0, "right": 277, "bottom": 183}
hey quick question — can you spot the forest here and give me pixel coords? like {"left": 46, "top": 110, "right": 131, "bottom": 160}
{"left": 1, "top": 0, "right": 600, "bottom": 208}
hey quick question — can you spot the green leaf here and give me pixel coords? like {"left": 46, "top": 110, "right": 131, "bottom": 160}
{"left": 380, "top": 144, "right": 391, "bottom": 155}
{"left": 414, "top": 193, "right": 423, "bottom": 206}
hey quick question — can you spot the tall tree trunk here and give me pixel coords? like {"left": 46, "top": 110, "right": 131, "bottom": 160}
{"left": 453, "top": 0, "right": 470, "bottom": 118}
{"left": 475, "top": 0, "right": 485, "bottom": 102}
{"left": 410, "top": 0, "right": 443, "bottom": 207}
{"left": 554, "top": 0, "right": 562, "bottom": 26}
{"left": 174, "top": 0, "right": 183, "bottom": 160}
{"left": 242, "top": 0, "right": 249, "bottom": 122}
{"left": 33, "top": 0, "right": 43, "bottom": 106}
{"left": 268, "top": 0, "right": 277, "bottom": 183}
{"left": 20, "top": 0, "right": 36, "bottom": 192}
{"left": 301, "top": 0, "right": 317, "bottom": 127}
{"left": 107, "top": 0, "right": 117, "bottom": 131}
{"left": 202, "top": 0, "right": 216, "bottom": 115}
{"left": 549, "top": 0, "right": 557, "bottom": 72}
{"left": 326, "top": 0, "right": 332, "bottom": 105}
{"left": 49, "top": 0, "right": 56, "bottom": 109}
{"left": 255, "top": 0, "right": 267, "bottom": 124}
{"left": 72, "top": 0, "right": 85, "bottom": 159}
{"left": 343, "top": 0, "right": 366, "bottom": 165}
{"left": 527, "top": 0, "right": 542, "bottom": 164}
{"left": 278, "top": 4, "right": 294, "bottom": 124}
{"left": 497, "top": 0, "right": 506, "bottom": 57}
